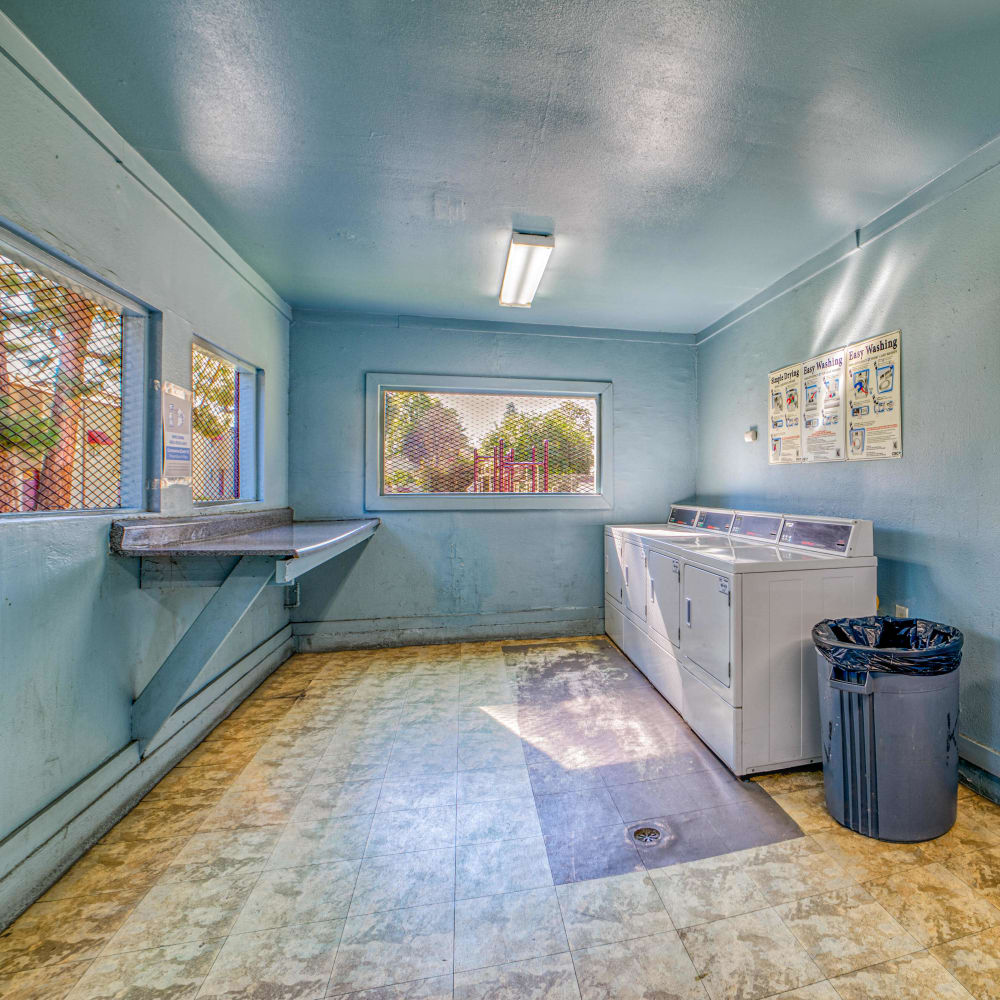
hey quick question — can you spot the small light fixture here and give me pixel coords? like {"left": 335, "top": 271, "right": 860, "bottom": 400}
{"left": 499, "top": 232, "right": 554, "bottom": 307}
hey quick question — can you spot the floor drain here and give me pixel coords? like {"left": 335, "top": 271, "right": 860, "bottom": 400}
{"left": 633, "top": 826, "right": 661, "bottom": 844}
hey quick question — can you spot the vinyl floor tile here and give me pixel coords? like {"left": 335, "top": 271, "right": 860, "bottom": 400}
{"left": 157, "top": 828, "right": 281, "bottom": 884}
{"left": 377, "top": 775, "right": 457, "bottom": 813}
{"left": 365, "top": 806, "right": 456, "bottom": 857}
{"left": 865, "top": 862, "right": 1000, "bottom": 947}
{"left": 556, "top": 872, "right": 670, "bottom": 950}
{"left": 945, "top": 844, "right": 1000, "bottom": 906}
{"left": 292, "top": 780, "right": 384, "bottom": 824}
{"left": 454, "top": 952, "right": 581, "bottom": 1000}
{"left": 827, "top": 950, "right": 973, "bottom": 999}
{"left": 931, "top": 924, "right": 1000, "bottom": 1000}
{"left": 454, "top": 887, "right": 568, "bottom": 973}
{"left": 349, "top": 849, "right": 455, "bottom": 916}
{"left": 231, "top": 860, "right": 359, "bottom": 933}
{"left": 102, "top": 874, "right": 257, "bottom": 955}
{"left": 197, "top": 920, "right": 343, "bottom": 1000}
{"left": 328, "top": 974, "right": 454, "bottom": 999}
{"left": 606, "top": 777, "right": 696, "bottom": 824}
{"left": 570, "top": 931, "right": 707, "bottom": 1000}
{"left": 774, "top": 884, "right": 921, "bottom": 977}
{"left": 267, "top": 815, "right": 374, "bottom": 869}
{"left": 457, "top": 836, "right": 553, "bottom": 898}
{"left": 679, "top": 907, "right": 824, "bottom": 1000}
{"left": 0, "top": 891, "right": 142, "bottom": 975}
{"left": 628, "top": 812, "right": 730, "bottom": 869}
{"left": 458, "top": 766, "right": 533, "bottom": 803}
{"left": 0, "top": 959, "right": 92, "bottom": 1000}
{"left": 544, "top": 825, "right": 644, "bottom": 885}
{"left": 41, "top": 837, "right": 190, "bottom": 899}
{"left": 328, "top": 902, "right": 454, "bottom": 995}
{"left": 650, "top": 853, "right": 769, "bottom": 928}
{"left": 64, "top": 939, "right": 220, "bottom": 1000}
{"left": 742, "top": 837, "right": 854, "bottom": 904}
{"left": 456, "top": 797, "right": 543, "bottom": 844}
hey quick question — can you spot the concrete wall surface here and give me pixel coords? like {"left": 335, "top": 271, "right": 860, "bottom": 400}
{"left": 0, "top": 18, "right": 291, "bottom": 914}
{"left": 288, "top": 313, "right": 697, "bottom": 648}
{"left": 695, "top": 159, "right": 1000, "bottom": 779}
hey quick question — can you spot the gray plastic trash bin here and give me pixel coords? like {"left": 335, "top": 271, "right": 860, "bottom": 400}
{"left": 813, "top": 616, "right": 963, "bottom": 843}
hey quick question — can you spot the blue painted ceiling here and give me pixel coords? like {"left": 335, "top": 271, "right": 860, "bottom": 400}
{"left": 5, "top": 0, "right": 1000, "bottom": 332}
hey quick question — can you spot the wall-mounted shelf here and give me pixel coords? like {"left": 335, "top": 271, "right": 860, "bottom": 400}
{"left": 111, "top": 508, "right": 379, "bottom": 755}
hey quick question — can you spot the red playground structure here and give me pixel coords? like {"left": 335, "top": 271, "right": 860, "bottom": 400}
{"left": 473, "top": 438, "right": 549, "bottom": 493}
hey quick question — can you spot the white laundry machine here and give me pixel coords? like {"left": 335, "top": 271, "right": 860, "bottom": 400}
{"left": 605, "top": 507, "right": 877, "bottom": 775}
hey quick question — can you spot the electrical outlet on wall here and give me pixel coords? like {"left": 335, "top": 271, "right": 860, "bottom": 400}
{"left": 895, "top": 604, "right": 909, "bottom": 618}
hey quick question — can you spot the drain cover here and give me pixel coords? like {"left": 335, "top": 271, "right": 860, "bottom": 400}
{"left": 633, "top": 826, "right": 661, "bottom": 844}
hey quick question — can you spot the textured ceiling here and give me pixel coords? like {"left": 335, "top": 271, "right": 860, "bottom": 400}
{"left": 4, "top": 0, "right": 1000, "bottom": 331}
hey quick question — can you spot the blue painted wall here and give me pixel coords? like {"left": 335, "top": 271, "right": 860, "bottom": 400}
{"left": 288, "top": 313, "right": 697, "bottom": 647}
{"left": 695, "top": 164, "right": 1000, "bottom": 773}
{"left": 0, "top": 28, "right": 290, "bottom": 841}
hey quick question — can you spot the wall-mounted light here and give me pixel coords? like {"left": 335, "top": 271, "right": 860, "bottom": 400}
{"left": 499, "top": 232, "right": 554, "bottom": 307}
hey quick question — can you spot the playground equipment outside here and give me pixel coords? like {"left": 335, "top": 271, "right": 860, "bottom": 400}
{"left": 473, "top": 438, "right": 549, "bottom": 493}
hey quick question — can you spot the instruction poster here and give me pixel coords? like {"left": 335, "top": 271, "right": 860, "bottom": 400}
{"left": 845, "top": 330, "right": 902, "bottom": 461}
{"left": 801, "top": 347, "right": 846, "bottom": 462}
{"left": 161, "top": 381, "right": 192, "bottom": 484}
{"left": 768, "top": 363, "right": 802, "bottom": 464}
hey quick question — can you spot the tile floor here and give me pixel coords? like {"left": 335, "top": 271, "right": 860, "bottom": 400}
{"left": 2, "top": 637, "right": 1000, "bottom": 999}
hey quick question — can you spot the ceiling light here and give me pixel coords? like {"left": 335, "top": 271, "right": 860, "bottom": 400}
{"left": 499, "top": 232, "right": 554, "bottom": 307}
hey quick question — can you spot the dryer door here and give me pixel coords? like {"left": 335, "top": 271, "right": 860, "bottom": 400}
{"left": 647, "top": 550, "right": 680, "bottom": 647}
{"left": 682, "top": 564, "right": 732, "bottom": 687}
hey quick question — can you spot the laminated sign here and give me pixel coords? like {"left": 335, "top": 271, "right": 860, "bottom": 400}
{"left": 845, "top": 331, "right": 902, "bottom": 461}
{"left": 768, "top": 363, "right": 802, "bottom": 464}
{"left": 161, "top": 381, "right": 193, "bottom": 485}
{"left": 801, "top": 347, "right": 846, "bottom": 462}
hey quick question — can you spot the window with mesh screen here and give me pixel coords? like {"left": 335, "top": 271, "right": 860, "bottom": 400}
{"left": 191, "top": 343, "right": 257, "bottom": 503}
{"left": 0, "top": 252, "right": 129, "bottom": 513}
{"left": 381, "top": 388, "right": 599, "bottom": 496}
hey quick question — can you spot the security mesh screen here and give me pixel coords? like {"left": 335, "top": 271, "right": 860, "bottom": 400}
{"left": 192, "top": 345, "right": 241, "bottom": 502}
{"left": 0, "top": 254, "right": 123, "bottom": 512}
{"left": 382, "top": 390, "right": 597, "bottom": 495}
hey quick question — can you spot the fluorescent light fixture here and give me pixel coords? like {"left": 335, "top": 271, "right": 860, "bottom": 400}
{"left": 499, "top": 232, "right": 554, "bottom": 307}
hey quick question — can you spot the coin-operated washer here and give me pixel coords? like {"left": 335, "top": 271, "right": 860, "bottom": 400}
{"left": 606, "top": 507, "right": 877, "bottom": 776}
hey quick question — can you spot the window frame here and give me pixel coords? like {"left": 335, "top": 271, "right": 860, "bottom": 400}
{"left": 0, "top": 226, "right": 147, "bottom": 519}
{"left": 190, "top": 337, "right": 261, "bottom": 506}
{"left": 364, "top": 372, "right": 613, "bottom": 511}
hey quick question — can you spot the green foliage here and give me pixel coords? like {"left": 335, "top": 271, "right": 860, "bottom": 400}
{"left": 0, "top": 256, "right": 122, "bottom": 477}
{"left": 383, "top": 391, "right": 474, "bottom": 493}
{"left": 0, "top": 395, "right": 59, "bottom": 455}
{"left": 192, "top": 347, "right": 237, "bottom": 439}
{"left": 481, "top": 399, "right": 595, "bottom": 474}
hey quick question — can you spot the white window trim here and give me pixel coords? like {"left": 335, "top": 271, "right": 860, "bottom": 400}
{"left": 365, "top": 372, "right": 613, "bottom": 511}
{"left": 191, "top": 338, "right": 262, "bottom": 505}
{"left": 0, "top": 227, "right": 147, "bottom": 518}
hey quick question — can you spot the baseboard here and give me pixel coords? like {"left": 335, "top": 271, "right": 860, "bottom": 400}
{"left": 0, "top": 624, "right": 293, "bottom": 930}
{"left": 293, "top": 607, "right": 605, "bottom": 651}
{"left": 959, "top": 734, "right": 1000, "bottom": 780}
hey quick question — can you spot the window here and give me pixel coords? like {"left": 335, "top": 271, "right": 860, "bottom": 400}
{"left": 0, "top": 238, "right": 143, "bottom": 514}
{"left": 191, "top": 342, "right": 258, "bottom": 503}
{"left": 366, "top": 374, "right": 612, "bottom": 510}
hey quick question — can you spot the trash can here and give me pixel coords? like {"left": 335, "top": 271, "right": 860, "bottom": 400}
{"left": 813, "top": 616, "right": 963, "bottom": 843}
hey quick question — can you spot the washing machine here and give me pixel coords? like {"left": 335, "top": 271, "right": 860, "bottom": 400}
{"left": 606, "top": 508, "right": 877, "bottom": 775}
{"left": 604, "top": 505, "right": 732, "bottom": 659}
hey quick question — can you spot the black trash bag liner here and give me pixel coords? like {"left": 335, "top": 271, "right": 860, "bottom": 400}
{"left": 813, "top": 616, "right": 963, "bottom": 676}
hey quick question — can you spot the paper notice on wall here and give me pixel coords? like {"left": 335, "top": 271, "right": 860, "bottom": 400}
{"left": 768, "top": 363, "right": 802, "bottom": 464}
{"left": 845, "top": 330, "right": 902, "bottom": 461}
{"left": 161, "top": 381, "right": 193, "bottom": 484}
{"left": 801, "top": 347, "right": 846, "bottom": 462}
